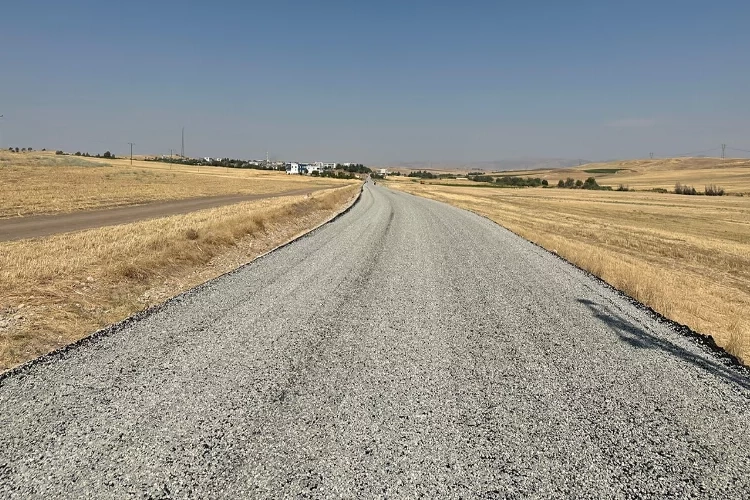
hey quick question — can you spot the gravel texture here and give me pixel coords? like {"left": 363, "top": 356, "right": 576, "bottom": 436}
{"left": 1, "top": 183, "right": 749, "bottom": 498}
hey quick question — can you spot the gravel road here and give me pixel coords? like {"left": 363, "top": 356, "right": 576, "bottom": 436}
{"left": 1, "top": 183, "right": 748, "bottom": 498}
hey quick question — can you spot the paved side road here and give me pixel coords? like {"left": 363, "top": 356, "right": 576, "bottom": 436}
{"left": 0, "top": 183, "right": 748, "bottom": 498}
{"left": 0, "top": 188, "right": 321, "bottom": 241}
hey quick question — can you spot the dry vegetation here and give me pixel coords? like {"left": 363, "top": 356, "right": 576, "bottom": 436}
{"left": 0, "top": 150, "right": 348, "bottom": 217}
{"left": 490, "top": 157, "right": 750, "bottom": 193}
{"left": 0, "top": 184, "right": 360, "bottom": 370}
{"left": 388, "top": 168, "right": 750, "bottom": 363}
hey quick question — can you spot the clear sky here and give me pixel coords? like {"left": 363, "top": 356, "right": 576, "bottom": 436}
{"left": 2, "top": 0, "right": 749, "bottom": 164}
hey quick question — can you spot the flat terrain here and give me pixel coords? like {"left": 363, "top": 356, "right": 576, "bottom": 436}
{"left": 0, "top": 151, "right": 346, "bottom": 217}
{"left": 0, "top": 188, "right": 320, "bottom": 241}
{"left": 387, "top": 176, "right": 750, "bottom": 363}
{"left": 0, "top": 184, "right": 748, "bottom": 497}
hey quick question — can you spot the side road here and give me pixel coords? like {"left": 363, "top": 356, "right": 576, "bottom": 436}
{"left": 0, "top": 188, "right": 321, "bottom": 241}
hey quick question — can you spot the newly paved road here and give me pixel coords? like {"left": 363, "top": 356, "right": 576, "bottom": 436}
{"left": 0, "top": 188, "right": 321, "bottom": 242}
{"left": 1, "top": 183, "right": 749, "bottom": 498}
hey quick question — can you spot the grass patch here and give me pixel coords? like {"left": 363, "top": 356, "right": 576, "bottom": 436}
{"left": 0, "top": 184, "right": 360, "bottom": 370}
{"left": 584, "top": 168, "right": 624, "bottom": 174}
{"left": 0, "top": 150, "right": 350, "bottom": 217}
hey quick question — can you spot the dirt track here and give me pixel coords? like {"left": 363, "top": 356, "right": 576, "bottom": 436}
{"left": 0, "top": 188, "right": 320, "bottom": 241}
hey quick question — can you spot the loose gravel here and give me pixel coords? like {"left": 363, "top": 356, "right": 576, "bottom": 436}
{"left": 0, "top": 183, "right": 748, "bottom": 498}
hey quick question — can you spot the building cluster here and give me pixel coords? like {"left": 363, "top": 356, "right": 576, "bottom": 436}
{"left": 286, "top": 162, "right": 352, "bottom": 174}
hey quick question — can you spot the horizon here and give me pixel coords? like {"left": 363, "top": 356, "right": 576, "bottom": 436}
{"left": 2, "top": 1, "right": 750, "bottom": 163}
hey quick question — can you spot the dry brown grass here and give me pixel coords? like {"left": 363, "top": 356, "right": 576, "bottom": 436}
{"left": 0, "top": 150, "right": 349, "bottom": 217}
{"left": 388, "top": 177, "right": 750, "bottom": 363}
{"left": 0, "top": 184, "right": 360, "bottom": 370}
{"left": 489, "top": 157, "right": 750, "bottom": 193}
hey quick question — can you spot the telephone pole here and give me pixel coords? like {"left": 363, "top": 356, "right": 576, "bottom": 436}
{"left": 722, "top": 143, "right": 726, "bottom": 159}
{"left": 0, "top": 115, "right": 4, "bottom": 150}
{"left": 181, "top": 127, "right": 185, "bottom": 158}
{"left": 128, "top": 142, "right": 135, "bottom": 165}
{"left": 650, "top": 152, "right": 654, "bottom": 159}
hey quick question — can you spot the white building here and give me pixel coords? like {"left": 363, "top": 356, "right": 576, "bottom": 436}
{"left": 379, "top": 168, "right": 388, "bottom": 175}
{"left": 287, "top": 162, "right": 301, "bottom": 174}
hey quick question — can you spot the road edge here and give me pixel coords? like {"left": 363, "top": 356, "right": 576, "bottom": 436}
{"left": 385, "top": 185, "right": 750, "bottom": 376}
{"left": 0, "top": 183, "right": 365, "bottom": 382}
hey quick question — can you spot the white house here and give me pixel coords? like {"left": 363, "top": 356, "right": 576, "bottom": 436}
{"left": 379, "top": 168, "right": 388, "bottom": 175}
{"left": 287, "top": 162, "right": 301, "bottom": 174}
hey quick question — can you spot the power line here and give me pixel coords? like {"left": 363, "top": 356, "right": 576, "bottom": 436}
{"left": 671, "top": 146, "right": 721, "bottom": 157}
{"left": 726, "top": 145, "right": 750, "bottom": 154}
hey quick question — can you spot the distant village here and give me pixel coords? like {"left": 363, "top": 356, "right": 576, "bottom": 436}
{"left": 150, "top": 154, "right": 383, "bottom": 177}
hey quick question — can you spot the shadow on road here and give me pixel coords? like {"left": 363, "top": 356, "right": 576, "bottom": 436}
{"left": 578, "top": 298, "right": 750, "bottom": 392}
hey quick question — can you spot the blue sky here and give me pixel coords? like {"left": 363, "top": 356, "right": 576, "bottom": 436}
{"left": 2, "top": 0, "right": 749, "bottom": 164}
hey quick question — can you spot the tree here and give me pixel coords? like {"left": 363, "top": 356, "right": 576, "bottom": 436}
{"left": 557, "top": 179, "right": 565, "bottom": 188}
{"left": 14, "top": 147, "right": 19, "bottom": 153}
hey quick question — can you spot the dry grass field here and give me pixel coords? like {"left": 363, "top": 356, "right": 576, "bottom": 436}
{"left": 492, "top": 157, "right": 750, "bottom": 193}
{"left": 0, "top": 184, "right": 360, "bottom": 370}
{"left": 0, "top": 150, "right": 348, "bottom": 217}
{"left": 387, "top": 166, "right": 750, "bottom": 364}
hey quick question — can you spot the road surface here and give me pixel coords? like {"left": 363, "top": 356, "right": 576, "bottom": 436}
{"left": 1, "top": 183, "right": 748, "bottom": 498}
{"left": 0, "top": 188, "right": 321, "bottom": 241}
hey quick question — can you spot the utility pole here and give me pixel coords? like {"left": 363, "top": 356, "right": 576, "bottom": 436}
{"left": 128, "top": 142, "right": 135, "bottom": 166}
{"left": 0, "top": 115, "right": 4, "bottom": 150}
{"left": 650, "top": 152, "right": 654, "bottom": 159}
{"left": 722, "top": 143, "right": 726, "bottom": 159}
{"left": 181, "top": 127, "right": 185, "bottom": 158}
{"left": 170, "top": 149, "right": 173, "bottom": 169}
{"left": 266, "top": 151, "right": 269, "bottom": 169}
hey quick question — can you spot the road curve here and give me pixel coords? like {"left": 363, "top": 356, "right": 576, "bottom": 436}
{"left": 1, "top": 183, "right": 748, "bottom": 498}
{"left": 0, "top": 188, "right": 322, "bottom": 242}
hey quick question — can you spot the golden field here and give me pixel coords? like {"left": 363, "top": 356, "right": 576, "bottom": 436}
{"left": 0, "top": 180, "right": 360, "bottom": 371}
{"left": 387, "top": 166, "right": 750, "bottom": 363}
{"left": 495, "top": 157, "right": 750, "bottom": 193}
{"left": 0, "top": 150, "right": 348, "bottom": 217}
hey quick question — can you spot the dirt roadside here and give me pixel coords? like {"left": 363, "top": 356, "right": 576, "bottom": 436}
{"left": 0, "top": 188, "right": 320, "bottom": 241}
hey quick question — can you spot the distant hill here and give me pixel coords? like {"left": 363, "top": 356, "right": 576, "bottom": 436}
{"left": 386, "top": 158, "right": 590, "bottom": 172}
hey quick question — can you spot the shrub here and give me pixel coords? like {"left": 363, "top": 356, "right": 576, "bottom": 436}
{"left": 705, "top": 185, "right": 725, "bottom": 196}
{"left": 407, "top": 170, "right": 437, "bottom": 179}
{"left": 469, "top": 175, "right": 494, "bottom": 183}
{"left": 185, "top": 228, "right": 199, "bottom": 240}
{"left": 542, "top": 179, "right": 548, "bottom": 186}
{"left": 55, "top": 150, "right": 64, "bottom": 155}
{"left": 494, "top": 176, "right": 543, "bottom": 187}
{"left": 564, "top": 177, "right": 576, "bottom": 188}
{"left": 675, "top": 182, "right": 697, "bottom": 195}
{"left": 557, "top": 179, "right": 565, "bottom": 188}
{"left": 651, "top": 187, "right": 669, "bottom": 193}
{"left": 616, "top": 184, "right": 630, "bottom": 191}
{"left": 575, "top": 179, "right": 584, "bottom": 188}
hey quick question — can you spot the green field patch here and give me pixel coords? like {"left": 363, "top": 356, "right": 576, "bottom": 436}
{"left": 583, "top": 168, "right": 624, "bottom": 174}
